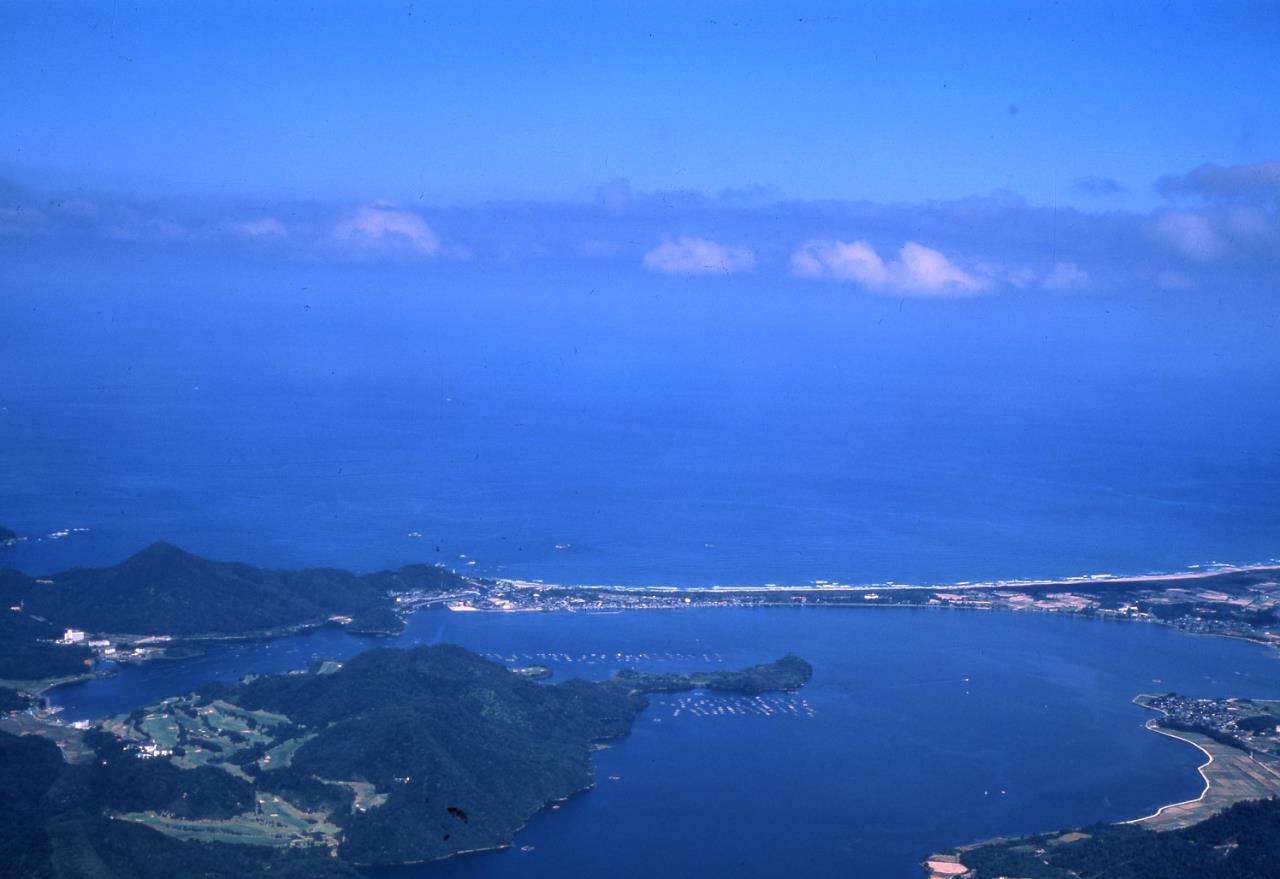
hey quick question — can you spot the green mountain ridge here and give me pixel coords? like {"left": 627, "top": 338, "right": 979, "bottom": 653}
{"left": 0, "top": 545, "right": 471, "bottom": 684}
{"left": 15, "top": 542, "right": 466, "bottom": 636}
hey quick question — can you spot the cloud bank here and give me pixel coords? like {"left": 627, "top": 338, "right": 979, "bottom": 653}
{"left": 1073, "top": 176, "right": 1127, "bottom": 197}
{"left": 1149, "top": 209, "right": 1226, "bottom": 262}
{"left": 1157, "top": 161, "right": 1280, "bottom": 202}
{"left": 2, "top": 159, "right": 1277, "bottom": 298}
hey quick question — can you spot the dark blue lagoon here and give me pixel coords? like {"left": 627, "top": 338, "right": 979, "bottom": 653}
{"left": 49, "top": 606, "right": 1280, "bottom": 878}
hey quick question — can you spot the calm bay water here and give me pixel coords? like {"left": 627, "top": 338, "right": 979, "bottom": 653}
{"left": 48, "top": 606, "right": 1280, "bottom": 878}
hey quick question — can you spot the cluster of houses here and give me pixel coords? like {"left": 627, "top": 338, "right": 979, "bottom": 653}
{"left": 58, "top": 628, "right": 118, "bottom": 656}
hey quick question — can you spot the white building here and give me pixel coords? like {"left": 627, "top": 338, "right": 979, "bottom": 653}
{"left": 61, "top": 628, "right": 86, "bottom": 644}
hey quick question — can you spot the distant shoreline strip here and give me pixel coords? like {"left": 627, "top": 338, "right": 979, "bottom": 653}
{"left": 498, "top": 560, "right": 1280, "bottom": 595}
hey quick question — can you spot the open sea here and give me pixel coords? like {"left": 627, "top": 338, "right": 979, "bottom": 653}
{"left": 3, "top": 282, "right": 1279, "bottom": 587}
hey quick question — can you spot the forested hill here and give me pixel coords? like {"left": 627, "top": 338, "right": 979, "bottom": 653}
{"left": 615, "top": 654, "right": 812, "bottom": 695}
{"left": 0, "top": 645, "right": 812, "bottom": 874}
{"left": 0, "top": 728, "right": 360, "bottom": 879}
{"left": 0, "top": 611, "right": 93, "bottom": 683}
{"left": 2, "top": 542, "right": 467, "bottom": 638}
{"left": 934, "top": 798, "right": 1280, "bottom": 878}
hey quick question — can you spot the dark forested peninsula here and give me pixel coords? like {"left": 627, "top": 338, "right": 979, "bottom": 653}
{"left": 0, "top": 543, "right": 469, "bottom": 684}
{"left": 930, "top": 798, "right": 1280, "bottom": 879}
{"left": 0, "top": 645, "right": 811, "bottom": 876}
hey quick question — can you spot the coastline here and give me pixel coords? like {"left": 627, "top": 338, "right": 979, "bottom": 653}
{"left": 1124, "top": 697, "right": 1217, "bottom": 826}
{"left": 11, "top": 614, "right": 410, "bottom": 701}
{"left": 456, "top": 561, "right": 1280, "bottom": 663}
{"left": 1125, "top": 694, "right": 1280, "bottom": 831}
{"left": 922, "top": 696, "right": 1280, "bottom": 877}
{"left": 492, "top": 559, "right": 1280, "bottom": 595}
{"left": 23, "top": 555, "right": 1279, "bottom": 732}
{"left": 23, "top": 553, "right": 1267, "bottom": 699}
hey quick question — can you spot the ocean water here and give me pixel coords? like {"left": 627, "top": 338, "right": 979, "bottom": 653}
{"left": 3, "top": 282, "right": 1279, "bottom": 586}
{"left": 48, "top": 605, "right": 1280, "bottom": 878}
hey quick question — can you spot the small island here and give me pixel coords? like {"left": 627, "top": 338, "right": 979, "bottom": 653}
{"left": 614, "top": 654, "right": 812, "bottom": 695}
{"left": 0, "top": 644, "right": 812, "bottom": 876}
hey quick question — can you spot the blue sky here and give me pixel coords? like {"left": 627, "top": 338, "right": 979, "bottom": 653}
{"left": 1, "top": 2, "right": 1277, "bottom": 306}
{"left": 3, "top": 1, "right": 1278, "bottom": 205}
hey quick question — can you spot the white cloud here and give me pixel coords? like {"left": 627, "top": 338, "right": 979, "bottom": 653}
{"left": 1043, "top": 261, "right": 1090, "bottom": 291}
{"left": 332, "top": 204, "right": 440, "bottom": 255}
{"left": 790, "top": 239, "right": 990, "bottom": 296}
{"left": 791, "top": 239, "right": 887, "bottom": 285}
{"left": 1150, "top": 210, "right": 1224, "bottom": 262}
{"left": 896, "top": 242, "right": 990, "bottom": 294}
{"left": 1003, "top": 266, "right": 1040, "bottom": 289}
{"left": 643, "top": 236, "right": 755, "bottom": 275}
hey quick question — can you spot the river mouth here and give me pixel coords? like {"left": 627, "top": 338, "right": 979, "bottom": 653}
{"left": 46, "top": 604, "right": 1280, "bottom": 878}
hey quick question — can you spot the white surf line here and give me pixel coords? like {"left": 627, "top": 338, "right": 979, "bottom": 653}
{"left": 1122, "top": 719, "right": 1215, "bottom": 825}
{"left": 499, "top": 560, "right": 1280, "bottom": 596}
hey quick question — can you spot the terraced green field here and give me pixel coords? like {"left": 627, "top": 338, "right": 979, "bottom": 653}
{"left": 116, "top": 791, "right": 340, "bottom": 848}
